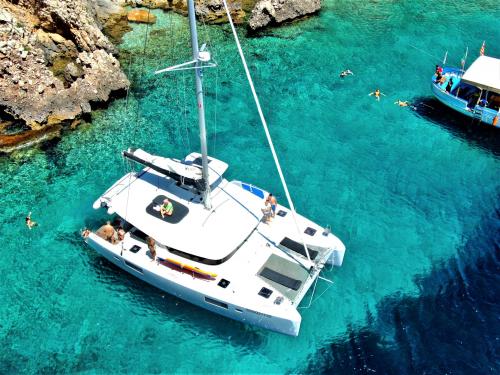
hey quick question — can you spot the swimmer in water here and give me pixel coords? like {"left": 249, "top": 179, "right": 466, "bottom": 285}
{"left": 369, "top": 89, "right": 385, "bottom": 101}
{"left": 339, "top": 69, "right": 354, "bottom": 78}
{"left": 25, "top": 212, "right": 37, "bottom": 229}
{"left": 394, "top": 100, "right": 417, "bottom": 110}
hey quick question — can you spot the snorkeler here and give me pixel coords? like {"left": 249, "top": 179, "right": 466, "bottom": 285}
{"left": 339, "top": 69, "right": 354, "bottom": 78}
{"left": 25, "top": 212, "right": 37, "bottom": 229}
{"left": 394, "top": 100, "right": 417, "bottom": 110}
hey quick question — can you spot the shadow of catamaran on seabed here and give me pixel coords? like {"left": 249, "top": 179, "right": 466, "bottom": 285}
{"left": 412, "top": 96, "right": 500, "bottom": 157}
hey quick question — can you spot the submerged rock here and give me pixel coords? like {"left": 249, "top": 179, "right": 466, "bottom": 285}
{"left": 127, "top": 9, "right": 157, "bottom": 23}
{"left": 248, "top": 0, "right": 321, "bottom": 30}
{"left": 125, "top": 0, "right": 250, "bottom": 24}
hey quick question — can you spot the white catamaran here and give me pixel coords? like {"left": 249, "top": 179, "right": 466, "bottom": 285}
{"left": 83, "top": 0, "right": 346, "bottom": 336}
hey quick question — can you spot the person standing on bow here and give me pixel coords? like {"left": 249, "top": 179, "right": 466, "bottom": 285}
{"left": 266, "top": 193, "right": 277, "bottom": 218}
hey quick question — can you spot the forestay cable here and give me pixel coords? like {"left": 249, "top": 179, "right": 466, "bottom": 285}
{"left": 221, "top": 0, "right": 312, "bottom": 263}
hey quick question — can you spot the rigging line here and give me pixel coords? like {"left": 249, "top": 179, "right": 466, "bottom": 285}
{"left": 408, "top": 44, "right": 443, "bottom": 62}
{"left": 298, "top": 275, "right": 319, "bottom": 310}
{"left": 222, "top": 0, "right": 312, "bottom": 264}
{"left": 132, "top": 8, "right": 153, "bottom": 145}
{"left": 213, "top": 65, "right": 219, "bottom": 154}
{"left": 181, "top": 71, "right": 191, "bottom": 150}
{"left": 169, "top": 9, "right": 186, "bottom": 150}
{"left": 125, "top": 53, "right": 133, "bottom": 109}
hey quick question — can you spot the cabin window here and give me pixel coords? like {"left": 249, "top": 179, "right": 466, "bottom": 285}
{"left": 205, "top": 297, "right": 228, "bottom": 309}
{"left": 124, "top": 260, "right": 143, "bottom": 274}
{"left": 277, "top": 210, "right": 287, "bottom": 217}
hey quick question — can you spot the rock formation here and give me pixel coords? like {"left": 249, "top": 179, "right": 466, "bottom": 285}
{"left": 248, "top": 0, "right": 321, "bottom": 30}
{"left": 125, "top": 0, "right": 252, "bottom": 24}
{"left": 0, "top": 0, "right": 129, "bottom": 152}
{"left": 0, "top": 0, "right": 321, "bottom": 152}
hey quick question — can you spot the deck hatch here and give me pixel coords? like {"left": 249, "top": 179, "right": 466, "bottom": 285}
{"left": 258, "top": 287, "right": 273, "bottom": 298}
{"left": 218, "top": 279, "right": 230, "bottom": 288}
{"left": 129, "top": 245, "right": 141, "bottom": 253}
{"left": 279, "top": 237, "right": 318, "bottom": 260}
{"left": 145, "top": 195, "right": 189, "bottom": 224}
{"left": 304, "top": 227, "right": 317, "bottom": 236}
{"left": 260, "top": 268, "right": 302, "bottom": 291}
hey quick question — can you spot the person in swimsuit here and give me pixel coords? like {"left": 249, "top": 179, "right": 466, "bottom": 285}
{"left": 25, "top": 212, "right": 37, "bottom": 229}
{"left": 369, "top": 89, "right": 385, "bottom": 101}
{"left": 394, "top": 100, "right": 417, "bottom": 110}
{"left": 147, "top": 237, "right": 156, "bottom": 261}
{"left": 97, "top": 221, "right": 116, "bottom": 244}
{"left": 117, "top": 227, "right": 126, "bottom": 241}
{"left": 160, "top": 198, "right": 174, "bottom": 218}
{"left": 261, "top": 201, "right": 272, "bottom": 223}
{"left": 339, "top": 69, "right": 353, "bottom": 78}
{"left": 266, "top": 193, "right": 277, "bottom": 218}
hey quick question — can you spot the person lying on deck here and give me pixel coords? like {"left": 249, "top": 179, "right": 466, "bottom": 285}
{"left": 160, "top": 198, "right": 174, "bottom": 218}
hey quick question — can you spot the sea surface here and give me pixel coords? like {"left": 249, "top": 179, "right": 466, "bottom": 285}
{"left": 1, "top": 1, "right": 499, "bottom": 373}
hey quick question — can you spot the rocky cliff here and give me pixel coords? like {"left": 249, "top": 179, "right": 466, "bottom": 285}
{"left": 0, "top": 0, "right": 130, "bottom": 152}
{"left": 0, "top": 0, "right": 321, "bottom": 152}
{"left": 248, "top": 0, "right": 321, "bottom": 30}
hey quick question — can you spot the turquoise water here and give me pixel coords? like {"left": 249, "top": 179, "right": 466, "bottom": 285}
{"left": 1, "top": 1, "right": 499, "bottom": 373}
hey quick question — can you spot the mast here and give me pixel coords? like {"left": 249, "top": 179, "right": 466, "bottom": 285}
{"left": 187, "top": 0, "right": 211, "bottom": 210}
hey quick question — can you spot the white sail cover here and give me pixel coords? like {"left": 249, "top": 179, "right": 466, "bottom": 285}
{"left": 462, "top": 56, "right": 500, "bottom": 94}
{"left": 127, "top": 148, "right": 202, "bottom": 181}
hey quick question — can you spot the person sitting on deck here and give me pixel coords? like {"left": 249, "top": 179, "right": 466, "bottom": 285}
{"left": 160, "top": 198, "right": 174, "bottom": 218}
{"left": 97, "top": 221, "right": 117, "bottom": 244}
{"left": 147, "top": 237, "right": 156, "bottom": 261}
{"left": 435, "top": 65, "right": 443, "bottom": 75}
{"left": 117, "top": 227, "right": 126, "bottom": 241}
{"left": 434, "top": 71, "right": 442, "bottom": 83}
{"left": 261, "top": 201, "right": 272, "bottom": 224}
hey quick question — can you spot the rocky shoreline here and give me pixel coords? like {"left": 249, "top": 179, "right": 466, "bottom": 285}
{"left": 0, "top": 0, "right": 321, "bottom": 153}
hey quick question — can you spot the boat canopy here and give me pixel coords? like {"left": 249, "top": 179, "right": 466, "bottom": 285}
{"left": 462, "top": 56, "right": 500, "bottom": 94}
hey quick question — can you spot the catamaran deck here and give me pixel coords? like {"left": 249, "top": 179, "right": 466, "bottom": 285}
{"left": 91, "top": 165, "right": 343, "bottom": 308}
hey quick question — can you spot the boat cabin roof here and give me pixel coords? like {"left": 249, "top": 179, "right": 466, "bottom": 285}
{"left": 462, "top": 56, "right": 500, "bottom": 94}
{"left": 94, "top": 165, "right": 265, "bottom": 261}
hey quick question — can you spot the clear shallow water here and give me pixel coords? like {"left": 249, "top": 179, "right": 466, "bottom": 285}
{"left": 1, "top": 1, "right": 499, "bottom": 373}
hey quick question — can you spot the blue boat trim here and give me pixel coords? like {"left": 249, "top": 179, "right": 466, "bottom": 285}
{"left": 241, "top": 183, "right": 265, "bottom": 199}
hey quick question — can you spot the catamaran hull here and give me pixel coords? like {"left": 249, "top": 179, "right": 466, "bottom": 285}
{"left": 85, "top": 234, "right": 301, "bottom": 336}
